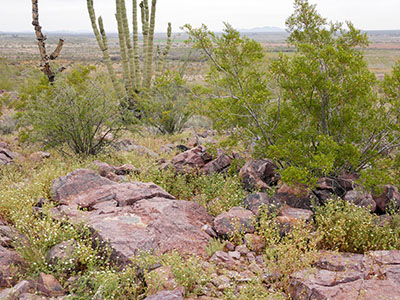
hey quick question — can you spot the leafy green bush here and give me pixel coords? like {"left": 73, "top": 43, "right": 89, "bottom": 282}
{"left": 20, "top": 66, "right": 124, "bottom": 155}
{"left": 315, "top": 198, "right": 400, "bottom": 253}
{"left": 141, "top": 72, "right": 193, "bottom": 134}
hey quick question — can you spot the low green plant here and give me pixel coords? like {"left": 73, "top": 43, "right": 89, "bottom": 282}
{"left": 141, "top": 71, "right": 193, "bottom": 134}
{"left": 161, "top": 251, "right": 212, "bottom": 297}
{"left": 19, "top": 66, "right": 125, "bottom": 156}
{"left": 205, "top": 238, "right": 226, "bottom": 257}
{"left": 315, "top": 198, "right": 400, "bottom": 253}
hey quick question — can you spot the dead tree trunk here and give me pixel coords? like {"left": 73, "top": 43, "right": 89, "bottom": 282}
{"left": 31, "top": 0, "right": 64, "bottom": 83}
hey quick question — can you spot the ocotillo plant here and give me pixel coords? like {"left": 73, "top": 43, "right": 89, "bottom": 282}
{"left": 87, "top": 0, "right": 172, "bottom": 111}
{"left": 31, "top": 0, "right": 65, "bottom": 83}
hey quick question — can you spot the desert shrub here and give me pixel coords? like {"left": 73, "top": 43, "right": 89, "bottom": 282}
{"left": 184, "top": 23, "right": 273, "bottom": 143}
{"left": 20, "top": 66, "right": 124, "bottom": 155}
{"left": 141, "top": 71, "right": 193, "bottom": 134}
{"left": 315, "top": 198, "right": 400, "bottom": 253}
{"left": 161, "top": 251, "right": 211, "bottom": 297}
{"left": 257, "top": 210, "right": 321, "bottom": 292}
{"left": 0, "top": 111, "right": 18, "bottom": 134}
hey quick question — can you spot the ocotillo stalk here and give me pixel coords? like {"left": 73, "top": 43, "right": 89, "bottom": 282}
{"left": 32, "top": 0, "right": 64, "bottom": 83}
{"left": 143, "top": 0, "right": 157, "bottom": 88}
{"left": 116, "top": 0, "right": 134, "bottom": 99}
{"left": 132, "top": 0, "right": 141, "bottom": 89}
{"left": 87, "top": 0, "right": 124, "bottom": 99}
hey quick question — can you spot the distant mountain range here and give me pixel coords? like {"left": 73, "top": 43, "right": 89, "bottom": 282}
{"left": 239, "top": 26, "right": 286, "bottom": 33}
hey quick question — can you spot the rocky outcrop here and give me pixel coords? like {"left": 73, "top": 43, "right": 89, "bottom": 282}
{"left": 0, "top": 147, "right": 17, "bottom": 165}
{"left": 289, "top": 250, "right": 400, "bottom": 300}
{"left": 270, "top": 184, "right": 316, "bottom": 210}
{"left": 51, "top": 169, "right": 213, "bottom": 265}
{"left": 113, "top": 139, "right": 158, "bottom": 157}
{"left": 239, "top": 159, "right": 279, "bottom": 191}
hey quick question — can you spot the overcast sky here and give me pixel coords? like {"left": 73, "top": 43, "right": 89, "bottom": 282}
{"left": 0, "top": 0, "right": 399, "bottom": 33}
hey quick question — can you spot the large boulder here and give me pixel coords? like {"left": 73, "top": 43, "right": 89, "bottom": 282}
{"left": 239, "top": 159, "right": 279, "bottom": 191}
{"left": 289, "top": 251, "right": 400, "bottom": 300}
{"left": 51, "top": 170, "right": 213, "bottom": 265}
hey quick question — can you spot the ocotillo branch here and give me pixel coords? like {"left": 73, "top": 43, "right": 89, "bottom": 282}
{"left": 31, "top": 0, "right": 64, "bottom": 82}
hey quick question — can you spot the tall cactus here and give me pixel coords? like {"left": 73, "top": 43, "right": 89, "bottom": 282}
{"left": 87, "top": 0, "right": 171, "bottom": 110}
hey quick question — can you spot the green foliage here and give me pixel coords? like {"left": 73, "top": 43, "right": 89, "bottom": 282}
{"left": 20, "top": 66, "right": 124, "bottom": 156}
{"left": 315, "top": 198, "right": 400, "bottom": 253}
{"left": 161, "top": 251, "right": 211, "bottom": 297}
{"left": 141, "top": 71, "right": 193, "bottom": 134}
{"left": 270, "top": 0, "right": 386, "bottom": 178}
{"left": 205, "top": 238, "right": 226, "bottom": 257}
{"left": 184, "top": 23, "right": 273, "bottom": 145}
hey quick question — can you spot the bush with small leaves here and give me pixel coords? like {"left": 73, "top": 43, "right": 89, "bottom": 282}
{"left": 20, "top": 66, "right": 125, "bottom": 156}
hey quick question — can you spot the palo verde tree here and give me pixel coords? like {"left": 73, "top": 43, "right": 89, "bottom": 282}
{"left": 87, "top": 0, "right": 172, "bottom": 111}
{"left": 269, "top": 0, "right": 399, "bottom": 184}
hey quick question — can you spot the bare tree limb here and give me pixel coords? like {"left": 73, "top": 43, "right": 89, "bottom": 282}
{"left": 31, "top": 0, "right": 64, "bottom": 82}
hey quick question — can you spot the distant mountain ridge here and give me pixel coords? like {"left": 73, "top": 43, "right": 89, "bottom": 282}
{"left": 239, "top": 26, "right": 285, "bottom": 33}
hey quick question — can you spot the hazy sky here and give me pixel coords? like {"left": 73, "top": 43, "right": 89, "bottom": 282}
{"left": 0, "top": 0, "right": 399, "bottom": 33}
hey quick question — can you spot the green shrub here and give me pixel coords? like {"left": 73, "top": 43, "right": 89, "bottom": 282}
{"left": 141, "top": 71, "right": 193, "bottom": 134}
{"left": 20, "top": 66, "right": 124, "bottom": 156}
{"left": 315, "top": 198, "right": 400, "bottom": 253}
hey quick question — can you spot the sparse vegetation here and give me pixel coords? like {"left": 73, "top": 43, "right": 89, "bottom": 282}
{"left": 1, "top": 0, "right": 400, "bottom": 299}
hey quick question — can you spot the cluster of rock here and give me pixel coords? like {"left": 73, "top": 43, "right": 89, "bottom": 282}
{"left": 2, "top": 142, "right": 400, "bottom": 299}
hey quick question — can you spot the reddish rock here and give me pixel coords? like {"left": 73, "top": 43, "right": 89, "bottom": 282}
{"left": 144, "top": 287, "right": 185, "bottom": 300}
{"left": 213, "top": 207, "right": 255, "bottom": 237}
{"left": 37, "top": 273, "right": 64, "bottom": 297}
{"left": 51, "top": 170, "right": 213, "bottom": 265}
{"left": 51, "top": 169, "right": 174, "bottom": 208}
{"left": 288, "top": 251, "right": 400, "bottom": 300}
{"left": 210, "top": 251, "right": 236, "bottom": 266}
{"left": 316, "top": 177, "right": 345, "bottom": 197}
{"left": 200, "top": 152, "right": 232, "bottom": 174}
{"left": 337, "top": 172, "right": 359, "bottom": 191}
{"left": 239, "top": 159, "right": 279, "bottom": 191}
{"left": 0, "top": 245, "right": 24, "bottom": 287}
{"left": 93, "top": 160, "right": 137, "bottom": 177}
{"left": 277, "top": 205, "right": 313, "bottom": 224}
{"left": 344, "top": 190, "right": 377, "bottom": 212}
{"left": 373, "top": 184, "right": 400, "bottom": 213}
{"left": 29, "top": 151, "right": 50, "bottom": 163}
{"left": 244, "top": 234, "right": 266, "bottom": 253}
{"left": 0, "top": 280, "right": 34, "bottom": 300}
{"left": 270, "top": 184, "right": 315, "bottom": 210}
{"left": 163, "top": 146, "right": 213, "bottom": 173}
{"left": 114, "top": 139, "right": 158, "bottom": 157}
{"left": 242, "top": 193, "right": 282, "bottom": 216}
{"left": 0, "top": 147, "right": 16, "bottom": 165}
